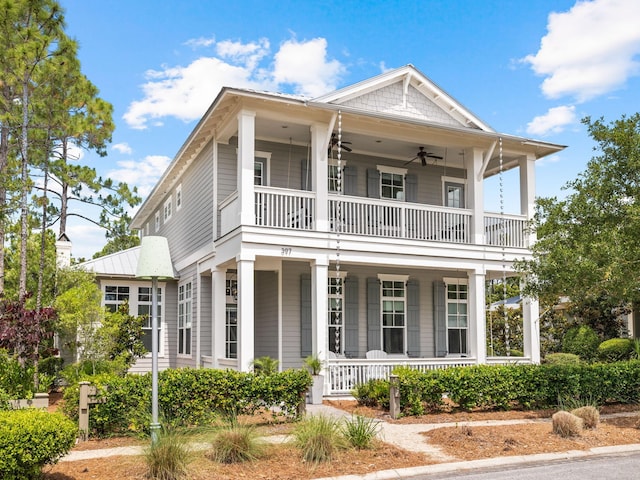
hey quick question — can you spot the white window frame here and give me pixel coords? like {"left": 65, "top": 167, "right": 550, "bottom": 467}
{"left": 443, "top": 277, "right": 469, "bottom": 356}
{"left": 378, "top": 274, "right": 409, "bottom": 354}
{"left": 378, "top": 165, "right": 407, "bottom": 201}
{"left": 175, "top": 184, "right": 182, "bottom": 211}
{"left": 137, "top": 286, "right": 162, "bottom": 355}
{"left": 328, "top": 271, "right": 348, "bottom": 354}
{"left": 225, "top": 304, "right": 237, "bottom": 359}
{"left": 101, "top": 281, "right": 165, "bottom": 357}
{"left": 244, "top": 150, "right": 271, "bottom": 186}
{"left": 163, "top": 196, "right": 173, "bottom": 222}
{"left": 178, "top": 282, "right": 192, "bottom": 357}
{"left": 442, "top": 176, "right": 466, "bottom": 209}
{"left": 154, "top": 211, "right": 160, "bottom": 232}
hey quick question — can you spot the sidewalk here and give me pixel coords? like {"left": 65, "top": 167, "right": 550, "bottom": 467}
{"left": 61, "top": 403, "right": 640, "bottom": 479}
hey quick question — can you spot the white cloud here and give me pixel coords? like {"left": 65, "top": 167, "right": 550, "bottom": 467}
{"left": 184, "top": 36, "right": 216, "bottom": 48}
{"left": 523, "top": 0, "right": 640, "bottom": 102}
{"left": 526, "top": 105, "right": 577, "bottom": 136}
{"left": 124, "top": 37, "right": 345, "bottom": 129}
{"left": 536, "top": 154, "right": 562, "bottom": 167}
{"left": 272, "top": 38, "right": 345, "bottom": 97}
{"left": 112, "top": 142, "right": 132, "bottom": 155}
{"left": 107, "top": 155, "right": 171, "bottom": 198}
{"left": 65, "top": 221, "right": 107, "bottom": 261}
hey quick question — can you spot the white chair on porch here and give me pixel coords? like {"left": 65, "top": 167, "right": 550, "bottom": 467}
{"left": 365, "top": 350, "right": 388, "bottom": 381}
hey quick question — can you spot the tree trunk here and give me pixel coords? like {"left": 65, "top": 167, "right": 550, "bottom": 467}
{"left": 19, "top": 78, "right": 29, "bottom": 302}
{"left": 0, "top": 122, "right": 8, "bottom": 295}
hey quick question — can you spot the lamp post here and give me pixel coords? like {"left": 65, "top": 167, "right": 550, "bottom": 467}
{"left": 135, "top": 236, "right": 174, "bottom": 444}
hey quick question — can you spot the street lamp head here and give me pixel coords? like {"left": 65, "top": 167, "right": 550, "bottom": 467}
{"left": 135, "top": 236, "right": 175, "bottom": 280}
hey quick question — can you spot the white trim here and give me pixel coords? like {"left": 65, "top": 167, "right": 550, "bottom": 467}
{"left": 154, "top": 211, "right": 160, "bottom": 232}
{"left": 377, "top": 165, "right": 407, "bottom": 176}
{"left": 378, "top": 273, "right": 409, "bottom": 283}
{"left": 443, "top": 277, "right": 468, "bottom": 285}
{"left": 177, "top": 281, "right": 193, "bottom": 358}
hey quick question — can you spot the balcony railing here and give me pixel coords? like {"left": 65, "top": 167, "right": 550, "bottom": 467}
{"left": 329, "top": 195, "right": 472, "bottom": 243}
{"left": 219, "top": 188, "right": 529, "bottom": 248}
{"left": 255, "top": 187, "right": 315, "bottom": 230}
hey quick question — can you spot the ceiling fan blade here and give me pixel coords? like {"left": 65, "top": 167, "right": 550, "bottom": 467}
{"left": 404, "top": 156, "right": 418, "bottom": 166}
{"left": 342, "top": 145, "right": 352, "bottom": 152}
{"left": 426, "top": 154, "right": 443, "bottom": 160}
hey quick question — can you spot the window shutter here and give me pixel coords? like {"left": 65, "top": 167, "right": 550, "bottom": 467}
{"left": 367, "top": 277, "right": 381, "bottom": 350}
{"left": 344, "top": 277, "right": 359, "bottom": 357}
{"left": 301, "top": 159, "right": 311, "bottom": 191}
{"left": 367, "top": 168, "right": 380, "bottom": 199}
{"left": 343, "top": 166, "right": 357, "bottom": 195}
{"left": 407, "top": 279, "right": 420, "bottom": 357}
{"left": 433, "top": 280, "right": 447, "bottom": 357}
{"left": 300, "top": 274, "right": 312, "bottom": 357}
{"left": 405, "top": 174, "right": 418, "bottom": 203}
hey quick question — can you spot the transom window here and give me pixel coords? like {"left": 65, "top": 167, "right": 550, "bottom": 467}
{"left": 445, "top": 279, "right": 468, "bottom": 355}
{"left": 178, "top": 282, "right": 192, "bottom": 356}
{"left": 379, "top": 274, "right": 409, "bottom": 354}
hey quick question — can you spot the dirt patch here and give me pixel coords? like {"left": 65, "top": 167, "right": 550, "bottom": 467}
{"left": 42, "top": 399, "right": 640, "bottom": 479}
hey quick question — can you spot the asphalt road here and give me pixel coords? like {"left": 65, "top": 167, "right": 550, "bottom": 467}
{"left": 406, "top": 452, "right": 640, "bottom": 479}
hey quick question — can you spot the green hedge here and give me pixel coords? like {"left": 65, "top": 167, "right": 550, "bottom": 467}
{"left": 0, "top": 409, "right": 77, "bottom": 480}
{"left": 63, "top": 367, "right": 312, "bottom": 437}
{"left": 598, "top": 338, "right": 634, "bottom": 362}
{"left": 352, "top": 361, "right": 640, "bottom": 415}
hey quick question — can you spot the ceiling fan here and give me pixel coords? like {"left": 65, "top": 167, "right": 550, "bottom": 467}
{"left": 404, "top": 146, "right": 443, "bottom": 166}
{"left": 328, "top": 133, "right": 352, "bottom": 154}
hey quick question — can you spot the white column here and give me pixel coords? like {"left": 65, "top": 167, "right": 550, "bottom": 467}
{"left": 522, "top": 294, "right": 541, "bottom": 363}
{"left": 464, "top": 148, "right": 485, "bottom": 245}
{"left": 237, "top": 257, "right": 255, "bottom": 372}
{"left": 311, "top": 259, "right": 329, "bottom": 366}
{"left": 519, "top": 154, "right": 536, "bottom": 245}
{"left": 311, "top": 123, "right": 330, "bottom": 232}
{"left": 468, "top": 269, "right": 487, "bottom": 363}
{"left": 212, "top": 268, "right": 226, "bottom": 368}
{"left": 238, "top": 110, "right": 256, "bottom": 226}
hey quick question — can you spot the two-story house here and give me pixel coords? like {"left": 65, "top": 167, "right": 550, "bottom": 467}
{"left": 84, "top": 64, "right": 564, "bottom": 395}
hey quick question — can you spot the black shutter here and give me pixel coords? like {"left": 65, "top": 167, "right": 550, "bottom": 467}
{"left": 405, "top": 174, "right": 418, "bottom": 203}
{"left": 343, "top": 165, "right": 357, "bottom": 195}
{"left": 367, "top": 168, "right": 380, "bottom": 199}
{"left": 300, "top": 274, "right": 312, "bottom": 357}
{"left": 344, "top": 277, "right": 359, "bottom": 357}
{"left": 433, "top": 280, "right": 447, "bottom": 357}
{"left": 407, "top": 280, "right": 420, "bottom": 357}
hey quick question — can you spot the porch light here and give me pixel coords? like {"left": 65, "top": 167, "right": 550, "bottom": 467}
{"left": 135, "top": 236, "right": 175, "bottom": 444}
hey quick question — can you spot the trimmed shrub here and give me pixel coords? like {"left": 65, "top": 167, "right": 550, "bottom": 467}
{"left": 552, "top": 410, "right": 583, "bottom": 437}
{"left": 562, "top": 325, "right": 600, "bottom": 361}
{"left": 291, "top": 414, "right": 346, "bottom": 463}
{"left": 394, "top": 367, "right": 444, "bottom": 415}
{"left": 571, "top": 406, "right": 599, "bottom": 429}
{"left": 208, "top": 424, "right": 265, "bottom": 464}
{"left": 0, "top": 409, "right": 77, "bottom": 479}
{"left": 341, "top": 415, "right": 380, "bottom": 449}
{"left": 351, "top": 379, "right": 390, "bottom": 408}
{"left": 598, "top": 338, "right": 634, "bottom": 363}
{"left": 145, "top": 429, "right": 192, "bottom": 480}
{"left": 543, "top": 353, "right": 582, "bottom": 366}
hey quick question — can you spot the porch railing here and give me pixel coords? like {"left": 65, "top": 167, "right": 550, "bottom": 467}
{"left": 325, "top": 357, "right": 477, "bottom": 395}
{"left": 255, "top": 187, "right": 315, "bottom": 230}
{"left": 329, "top": 196, "right": 472, "bottom": 244}
{"left": 326, "top": 356, "right": 532, "bottom": 395}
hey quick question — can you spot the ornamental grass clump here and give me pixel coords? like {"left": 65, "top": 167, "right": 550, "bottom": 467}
{"left": 570, "top": 406, "right": 600, "bottom": 429}
{"left": 144, "top": 429, "right": 192, "bottom": 480}
{"left": 552, "top": 411, "right": 583, "bottom": 438}
{"left": 208, "top": 424, "right": 265, "bottom": 464}
{"left": 291, "top": 414, "right": 346, "bottom": 463}
{"left": 341, "top": 415, "right": 380, "bottom": 449}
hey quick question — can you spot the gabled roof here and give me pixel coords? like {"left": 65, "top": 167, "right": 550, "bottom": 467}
{"left": 79, "top": 246, "right": 141, "bottom": 278}
{"left": 313, "top": 64, "right": 494, "bottom": 131}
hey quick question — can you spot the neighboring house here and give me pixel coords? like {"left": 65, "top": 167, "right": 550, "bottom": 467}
{"left": 86, "top": 65, "right": 565, "bottom": 395}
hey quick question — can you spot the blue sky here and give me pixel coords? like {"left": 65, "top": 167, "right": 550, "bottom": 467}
{"left": 59, "top": 0, "right": 640, "bottom": 259}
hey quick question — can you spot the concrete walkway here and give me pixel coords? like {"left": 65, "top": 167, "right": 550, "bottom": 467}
{"left": 61, "top": 403, "right": 640, "bottom": 480}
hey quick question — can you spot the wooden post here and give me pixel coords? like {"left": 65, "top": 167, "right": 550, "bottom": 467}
{"left": 389, "top": 374, "right": 400, "bottom": 419}
{"left": 78, "top": 381, "right": 90, "bottom": 441}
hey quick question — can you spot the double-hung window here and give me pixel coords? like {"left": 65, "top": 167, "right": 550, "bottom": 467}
{"left": 137, "top": 287, "right": 162, "bottom": 352}
{"left": 445, "top": 278, "right": 468, "bottom": 355}
{"left": 178, "top": 282, "right": 192, "bottom": 356}
{"left": 225, "top": 274, "right": 238, "bottom": 359}
{"left": 443, "top": 177, "right": 465, "bottom": 208}
{"left": 163, "top": 196, "right": 172, "bottom": 222}
{"left": 379, "top": 274, "right": 408, "bottom": 354}
{"left": 328, "top": 272, "right": 346, "bottom": 354}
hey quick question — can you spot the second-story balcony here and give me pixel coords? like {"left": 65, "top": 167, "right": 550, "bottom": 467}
{"left": 220, "top": 186, "right": 529, "bottom": 248}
